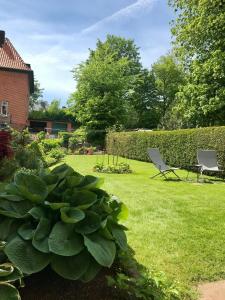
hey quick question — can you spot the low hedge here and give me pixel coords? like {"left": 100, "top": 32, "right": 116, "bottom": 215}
{"left": 106, "top": 127, "right": 225, "bottom": 170}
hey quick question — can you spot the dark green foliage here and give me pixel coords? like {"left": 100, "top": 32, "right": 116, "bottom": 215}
{"left": 169, "top": 0, "right": 225, "bottom": 127}
{"left": 29, "top": 99, "right": 75, "bottom": 124}
{"left": 0, "top": 164, "right": 128, "bottom": 298}
{"left": 151, "top": 55, "right": 185, "bottom": 127}
{"left": 58, "top": 132, "right": 73, "bottom": 148}
{"left": 106, "top": 127, "right": 225, "bottom": 170}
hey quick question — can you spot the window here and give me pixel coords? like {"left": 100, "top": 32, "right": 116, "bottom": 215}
{"left": 0, "top": 101, "right": 8, "bottom": 116}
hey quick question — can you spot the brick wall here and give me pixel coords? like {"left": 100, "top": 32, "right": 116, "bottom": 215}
{"left": 0, "top": 70, "right": 30, "bottom": 129}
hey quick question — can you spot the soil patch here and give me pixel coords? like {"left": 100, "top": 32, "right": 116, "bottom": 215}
{"left": 198, "top": 280, "right": 225, "bottom": 300}
{"left": 19, "top": 267, "right": 126, "bottom": 300}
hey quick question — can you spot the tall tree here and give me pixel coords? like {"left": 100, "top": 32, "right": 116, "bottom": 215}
{"left": 151, "top": 54, "right": 185, "bottom": 126}
{"left": 169, "top": 0, "right": 225, "bottom": 127}
{"left": 132, "top": 69, "right": 160, "bottom": 128}
{"left": 29, "top": 79, "right": 44, "bottom": 111}
{"left": 68, "top": 35, "right": 144, "bottom": 144}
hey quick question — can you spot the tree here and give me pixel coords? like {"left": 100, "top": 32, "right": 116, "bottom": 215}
{"left": 151, "top": 54, "right": 185, "bottom": 126}
{"left": 29, "top": 79, "right": 44, "bottom": 111}
{"left": 47, "top": 99, "right": 61, "bottom": 114}
{"left": 68, "top": 35, "right": 144, "bottom": 144}
{"left": 132, "top": 69, "right": 160, "bottom": 128}
{"left": 29, "top": 99, "right": 75, "bottom": 124}
{"left": 169, "top": 0, "right": 225, "bottom": 127}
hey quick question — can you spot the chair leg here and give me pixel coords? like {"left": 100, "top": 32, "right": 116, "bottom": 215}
{"left": 172, "top": 170, "right": 181, "bottom": 180}
{"left": 151, "top": 172, "right": 162, "bottom": 179}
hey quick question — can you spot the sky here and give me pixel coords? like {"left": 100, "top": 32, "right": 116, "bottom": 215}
{"left": 0, "top": 0, "right": 174, "bottom": 105}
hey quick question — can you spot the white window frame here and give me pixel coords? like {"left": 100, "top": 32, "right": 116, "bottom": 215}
{"left": 0, "top": 101, "right": 9, "bottom": 116}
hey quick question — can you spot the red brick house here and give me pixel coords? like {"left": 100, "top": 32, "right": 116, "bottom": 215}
{"left": 0, "top": 30, "right": 34, "bottom": 129}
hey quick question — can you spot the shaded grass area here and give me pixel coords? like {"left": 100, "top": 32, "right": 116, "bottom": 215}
{"left": 65, "top": 155, "right": 225, "bottom": 296}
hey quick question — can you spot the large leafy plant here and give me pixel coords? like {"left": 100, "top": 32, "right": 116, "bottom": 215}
{"left": 0, "top": 164, "right": 128, "bottom": 298}
{"left": 0, "top": 242, "right": 22, "bottom": 300}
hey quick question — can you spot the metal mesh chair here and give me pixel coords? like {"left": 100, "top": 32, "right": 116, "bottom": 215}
{"left": 197, "top": 150, "right": 223, "bottom": 176}
{"left": 147, "top": 148, "right": 180, "bottom": 179}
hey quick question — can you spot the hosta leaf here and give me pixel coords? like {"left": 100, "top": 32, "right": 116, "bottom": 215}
{"left": 28, "top": 206, "right": 46, "bottom": 220}
{"left": 4, "top": 184, "right": 21, "bottom": 197}
{"left": 80, "top": 257, "right": 101, "bottom": 282}
{"left": 0, "top": 241, "right": 6, "bottom": 251}
{"left": 44, "top": 202, "right": 69, "bottom": 210}
{"left": 75, "top": 211, "right": 101, "bottom": 234}
{"left": 51, "top": 250, "right": 90, "bottom": 280}
{"left": 32, "top": 218, "right": 52, "bottom": 253}
{"left": 0, "top": 194, "right": 23, "bottom": 202}
{"left": 60, "top": 207, "right": 85, "bottom": 224}
{"left": 5, "top": 235, "right": 50, "bottom": 274}
{"left": 78, "top": 175, "right": 104, "bottom": 190}
{"left": 18, "top": 223, "right": 35, "bottom": 240}
{"left": 98, "top": 227, "right": 114, "bottom": 240}
{"left": 0, "top": 266, "right": 23, "bottom": 283}
{"left": 71, "top": 190, "right": 97, "bottom": 209}
{"left": 110, "top": 224, "right": 127, "bottom": 251}
{"left": 62, "top": 188, "right": 74, "bottom": 202}
{"left": 41, "top": 174, "right": 59, "bottom": 185}
{"left": 84, "top": 233, "right": 116, "bottom": 267}
{"left": 41, "top": 174, "right": 59, "bottom": 193}
{"left": 0, "top": 200, "right": 33, "bottom": 218}
{"left": 0, "top": 283, "right": 21, "bottom": 300}
{"left": 92, "top": 188, "right": 109, "bottom": 201}
{"left": 0, "top": 219, "right": 20, "bottom": 241}
{"left": 51, "top": 164, "right": 74, "bottom": 179}
{"left": 49, "top": 222, "right": 83, "bottom": 256}
{"left": 66, "top": 175, "right": 84, "bottom": 188}
{"left": 0, "top": 263, "right": 14, "bottom": 277}
{"left": 0, "top": 183, "right": 7, "bottom": 192}
{"left": 15, "top": 173, "right": 48, "bottom": 203}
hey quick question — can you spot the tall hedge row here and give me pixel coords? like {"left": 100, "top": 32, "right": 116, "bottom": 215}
{"left": 106, "top": 127, "right": 225, "bottom": 169}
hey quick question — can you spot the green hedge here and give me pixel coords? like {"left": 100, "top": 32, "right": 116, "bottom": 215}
{"left": 106, "top": 127, "right": 225, "bottom": 169}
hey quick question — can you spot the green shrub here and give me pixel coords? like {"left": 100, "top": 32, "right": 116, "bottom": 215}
{"left": 40, "top": 139, "right": 62, "bottom": 153}
{"left": 11, "top": 128, "right": 31, "bottom": 147}
{"left": 94, "top": 163, "right": 132, "bottom": 174}
{"left": 48, "top": 148, "right": 65, "bottom": 160}
{"left": 72, "top": 127, "right": 87, "bottom": 144}
{"left": 0, "top": 164, "right": 128, "bottom": 299}
{"left": 106, "top": 127, "right": 225, "bottom": 170}
{"left": 14, "top": 146, "right": 43, "bottom": 170}
{"left": 0, "top": 159, "right": 18, "bottom": 182}
{"left": 58, "top": 132, "right": 73, "bottom": 148}
{"left": 68, "top": 136, "right": 78, "bottom": 151}
{"left": 36, "top": 131, "right": 46, "bottom": 141}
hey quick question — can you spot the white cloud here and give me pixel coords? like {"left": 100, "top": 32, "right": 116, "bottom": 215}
{"left": 82, "top": 0, "right": 157, "bottom": 34}
{"left": 24, "top": 45, "right": 89, "bottom": 101}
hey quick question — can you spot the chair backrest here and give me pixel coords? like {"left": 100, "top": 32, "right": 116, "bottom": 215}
{"left": 147, "top": 148, "right": 168, "bottom": 171}
{"left": 197, "top": 150, "right": 218, "bottom": 169}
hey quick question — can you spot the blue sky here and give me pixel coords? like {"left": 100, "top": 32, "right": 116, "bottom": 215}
{"left": 0, "top": 0, "right": 174, "bottom": 105}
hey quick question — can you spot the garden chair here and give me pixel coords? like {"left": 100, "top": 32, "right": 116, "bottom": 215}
{"left": 197, "top": 150, "right": 224, "bottom": 178}
{"left": 147, "top": 148, "right": 180, "bottom": 179}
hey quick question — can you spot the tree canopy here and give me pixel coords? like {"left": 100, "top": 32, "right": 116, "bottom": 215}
{"left": 152, "top": 54, "right": 185, "bottom": 127}
{"left": 29, "top": 79, "right": 44, "bottom": 111}
{"left": 169, "top": 0, "right": 225, "bottom": 127}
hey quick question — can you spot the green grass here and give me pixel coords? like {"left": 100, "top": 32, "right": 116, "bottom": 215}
{"left": 65, "top": 155, "right": 225, "bottom": 296}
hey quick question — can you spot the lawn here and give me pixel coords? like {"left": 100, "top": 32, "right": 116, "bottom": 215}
{"left": 65, "top": 155, "right": 225, "bottom": 296}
